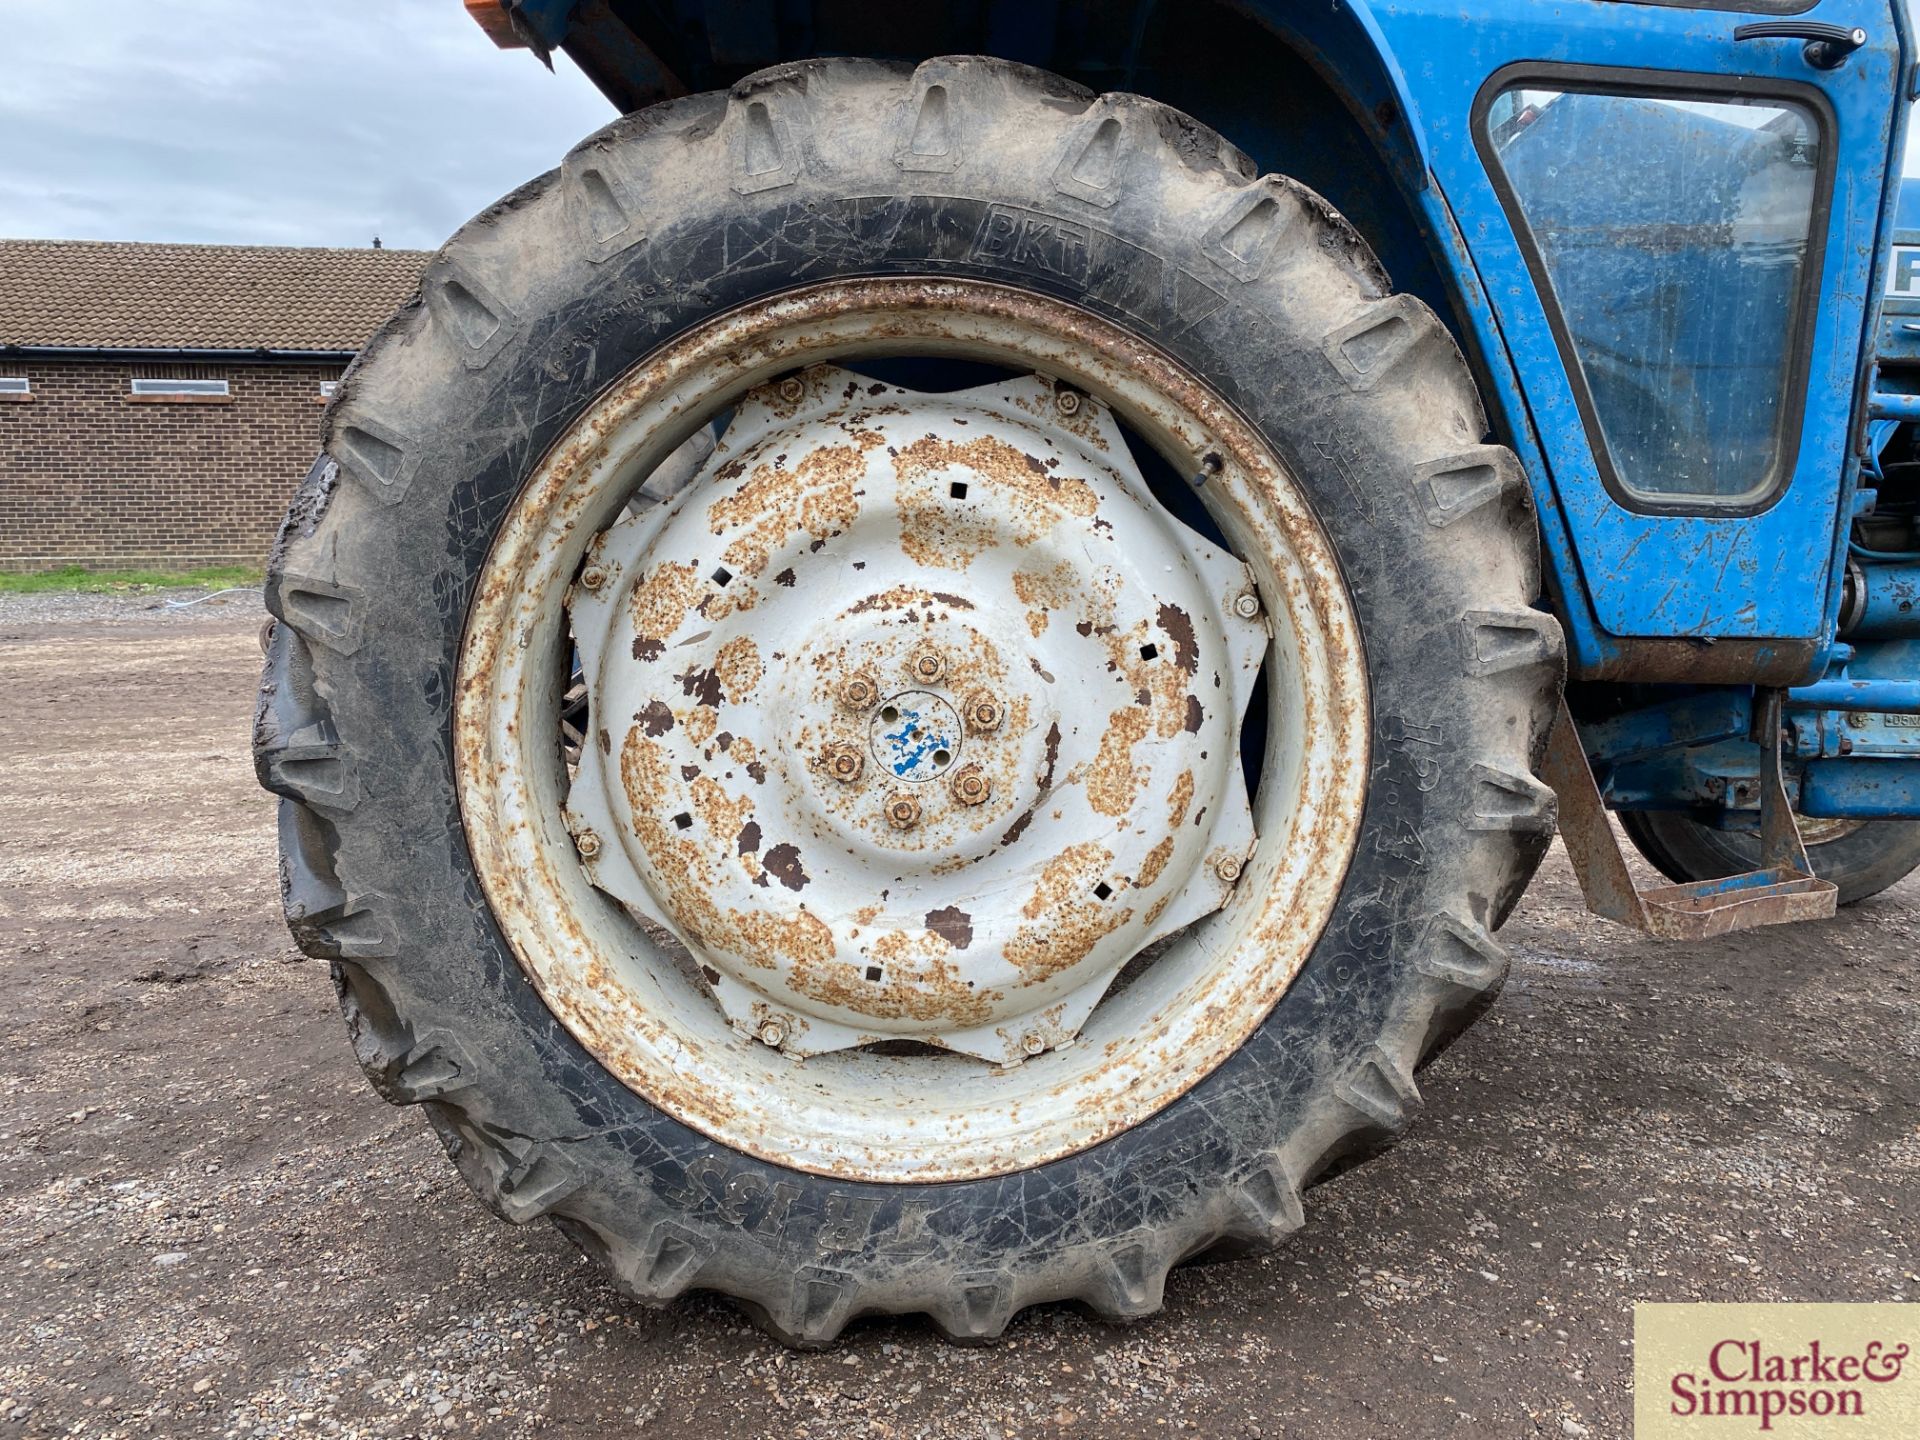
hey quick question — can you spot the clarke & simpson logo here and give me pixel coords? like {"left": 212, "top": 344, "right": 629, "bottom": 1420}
{"left": 1637, "top": 1306, "right": 1920, "bottom": 1438}
{"left": 1668, "top": 1338, "right": 1908, "bottom": 1429}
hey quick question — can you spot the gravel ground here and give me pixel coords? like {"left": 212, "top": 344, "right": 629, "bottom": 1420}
{"left": 0, "top": 586, "right": 265, "bottom": 629}
{"left": 1, "top": 593, "right": 1916, "bottom": 1439}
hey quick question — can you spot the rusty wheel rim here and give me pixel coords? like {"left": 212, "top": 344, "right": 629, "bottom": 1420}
{"left": 454, "top": 279, "right": 1370, "bottom": 1182}
{"left": 1796, "top": 816, "right": 1864, "bottom": 847}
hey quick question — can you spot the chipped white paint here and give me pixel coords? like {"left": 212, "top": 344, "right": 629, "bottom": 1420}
{"left": 565, "top": 368, "right": 1263, "bottom": 1064}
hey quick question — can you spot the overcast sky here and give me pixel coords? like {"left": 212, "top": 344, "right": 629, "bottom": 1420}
{"left": 3, "top": 1, "right": 1918, "bottom": 252}
{"left": 0, "top": 0, "right": 610, "bottom": 250}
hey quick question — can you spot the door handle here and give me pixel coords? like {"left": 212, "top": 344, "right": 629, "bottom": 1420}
{"left": 1733, "top": 20, "right": 1869, "bottom": 71}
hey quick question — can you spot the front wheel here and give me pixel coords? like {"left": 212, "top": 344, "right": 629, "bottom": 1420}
{"left": 254, "top": 56, "right": 1563, "bottom": 1344}
{"left": 1621, "top": 810, "right": 1920, "bottom": 908}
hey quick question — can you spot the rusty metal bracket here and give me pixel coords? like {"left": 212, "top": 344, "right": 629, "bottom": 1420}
{"left": 1542, "top": 695, "right": 1837, "bottom": 941}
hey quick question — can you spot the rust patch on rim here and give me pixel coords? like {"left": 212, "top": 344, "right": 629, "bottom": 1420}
{"left": 707, "top": 432, "right": 881, "bottom": 576}
{"left": 894, "top": 434, "right": 1099, "bottom": 571}
{"left": 713, "top": 635, "right": 763, "bottom": 703}
{"left": 1087, "top": 706, "right": 1152, "bottom": 818}
{"left": 1012, "top": 560, "right": 1078, "bottom": 638}
{"left": 629, "top": 560, "right": 699, "bottom": 660}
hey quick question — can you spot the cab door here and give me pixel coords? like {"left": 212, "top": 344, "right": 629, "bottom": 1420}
{"left": 1373, "top": 0, "right": 1906, "bottom": 652}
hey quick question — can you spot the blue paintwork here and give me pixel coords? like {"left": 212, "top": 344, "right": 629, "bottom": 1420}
{"left": 1801, "top": 758, "right": 1920, "bottom": 815}
{"left": 1847, "top": 558, "right": 1920, "bottom": 637}
{"left": 506, "top": 0, "right": 574, "bottom": 49}
{"left": 1870, "top": 391, "right": 1920, "bottom": 422}
{"left": 1365, "top": 2, "right": 1905, "bottom": 649}
{"left": 1697, "top": 867, "right": 1808, "bottom": 894}
{"left": 1789, "top": 678, "right": 1920, "bottom": 713}
{"left": 1602, "top": 737, "right": 1763, "bottom": 813}
{"left": 1788, "top": 701, "right": 1920, "bottom": 759}
{"left": 516, "top": 0, "right": 1920, "bottom": 822}
{"left": 1578, "top": 690, "right": 1753, "bottom": 769}
{"left": 874, "top": 698, "right": 960, "bottom": 783}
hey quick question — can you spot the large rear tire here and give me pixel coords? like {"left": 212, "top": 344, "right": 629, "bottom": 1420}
{"left": 253, "top": 57, "right": 1563, "bottom": 1344}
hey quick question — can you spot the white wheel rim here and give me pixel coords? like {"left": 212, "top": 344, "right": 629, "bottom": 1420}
{"left": 454, "top": 279, "right": 1370, "bottom": 1182}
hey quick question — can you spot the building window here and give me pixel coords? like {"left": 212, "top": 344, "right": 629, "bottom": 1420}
{"left": 130, "top": 377, "right": 230, "bottom": 398}
{"left": 0, "top": 376, "right": 29, "bottom": 402}
{"left": 318, "top": 380, "right": 339, "bottom": 399}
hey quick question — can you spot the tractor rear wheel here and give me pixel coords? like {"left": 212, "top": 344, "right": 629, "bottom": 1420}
{"left": 1620, "top": 810, "right": 1920, "bottom": 908}
{"left": 253, "top": 57, "right": 1562, "bottom": 1344}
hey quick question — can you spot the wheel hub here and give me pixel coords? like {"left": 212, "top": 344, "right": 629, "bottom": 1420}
{"left": 869, "top": 690, "right": 962, "bottom": 785}
{"left": 565, "top": 366, "right": 1266, "bottom": 1064}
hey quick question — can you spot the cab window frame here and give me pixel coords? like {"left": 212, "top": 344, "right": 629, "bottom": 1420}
{"left": 1472, "top": 62, "right": 1837, "bottom": 518}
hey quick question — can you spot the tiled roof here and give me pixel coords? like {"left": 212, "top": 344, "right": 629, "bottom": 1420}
{"left": 0, "top": 239, "right": 431, "bottom": 352}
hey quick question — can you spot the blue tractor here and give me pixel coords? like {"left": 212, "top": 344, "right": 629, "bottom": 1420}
{"left": 253, "top": 0, "right": 1920, "bottom": 1342}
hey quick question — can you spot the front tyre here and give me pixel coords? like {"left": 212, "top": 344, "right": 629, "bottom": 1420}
{"left": 253, "top": 57, "right": 1563, "bottom": 1344}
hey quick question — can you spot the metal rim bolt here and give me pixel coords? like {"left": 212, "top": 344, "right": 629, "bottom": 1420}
{"left": 910, "top": 648, "right": 946, "bottom": 684}
{"left": 579, "top": 565, "right": 608, "bottom": 592}
{"left": 840, "top": 674, "right": 879, "bottom": 710}
{"left": 1233, "top": 591, "right": 1262, "bottom": 619}
{"left": 952, "top": 766, "right": 990, "bottom": 807}
{"left": 964, "top": 692, "right": 1002, "bottom": 732}
{"left": 885, "top": 794, "right": 923, "bottom": 830}
{"left": 1215, "top": 854, "right": 1244, "bottom": 884}
{"left": 1054, "top": 387, "right": 1083, "bottom": 417}
{"left": 778, "top": 376, "right": 806, "bottom": 404}
{"left": 574, "top": 830, "right": 602, "bottom": 860}
{"left": 1021, "top": 1031, "right": 1047, "bottom": 1057}
{"left": 825, "top": 745, "right": 864, "bottom": 784}
{"left": 758, "top": 1017, "right": 789, "bottom": 1049}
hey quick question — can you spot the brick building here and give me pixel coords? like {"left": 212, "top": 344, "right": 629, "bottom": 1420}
{"left": 0, "top": 239, "right": 429, "bottom": 573}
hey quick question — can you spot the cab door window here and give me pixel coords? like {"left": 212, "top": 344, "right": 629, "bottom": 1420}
{"left": 1482, "top": 80, "right": 1828, "bottom": 511}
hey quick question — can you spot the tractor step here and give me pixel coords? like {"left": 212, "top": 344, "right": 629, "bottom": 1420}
{"left": 1627, "top": 868, "right": 1837, "bottom": 941}
{"left": 1543, "top": 696, "right": 1839, "bottom": 940}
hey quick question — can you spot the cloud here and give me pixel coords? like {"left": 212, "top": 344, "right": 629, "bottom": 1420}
{"left": 3, "top": 1, "right": 1916, "bottom": 252}
{"left": 0, "top": 0, "right": 613, "bottom": 249}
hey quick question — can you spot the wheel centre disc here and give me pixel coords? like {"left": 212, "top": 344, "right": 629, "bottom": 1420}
{"left": 564, "top": 367, "right": 1265, "bottom": 1063}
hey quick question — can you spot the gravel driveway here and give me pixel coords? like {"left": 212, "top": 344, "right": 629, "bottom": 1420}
{"left": 1, "top": 593, "right": 1915, "bottom": 1439}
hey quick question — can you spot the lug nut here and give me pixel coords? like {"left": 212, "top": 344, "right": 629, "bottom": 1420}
{"left": 824, "top": 744, "right": 864, "bottom": 784}
{"left": 885, "top": 794, "right": 923, "bottom": 830}
{"left": 758, "top": 1017, "right": 789, "bottom": 1049}
{"left": 574, "top": 829, "right": 602, "bottom": 860}
{"left": 840, "top": 674, "right": 879, "bottom": 710}
{"left": 1215, "top": 854, "right": 1244, "bottom": 884}
{"left": 951, "top": 765, "right": 990, "bottom": 807}
{"left": 964, "top": 692, "right": 1002, "bottom": 732}
{"left": 1233, "top": 590, "right": 1262, "bottom": 619}
{"left": 1054, "top": 387, "right": 1083, "bottom": 417}
{"left": 777, "top": 376, "right": 806, "bottom": 404}
{"left": 1021, "top": 1031, "right": 1047, "bottom": 1057}
{"left": 579, "top": 564, "right": 608, "bottom": 592}
{"left": 910, "top": 648, "right": 946, "bottom": 684}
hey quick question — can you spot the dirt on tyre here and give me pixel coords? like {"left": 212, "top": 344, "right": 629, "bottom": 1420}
{"left": 253, "top": 56, "right": 1564, "bottom": 1345}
